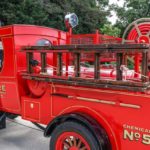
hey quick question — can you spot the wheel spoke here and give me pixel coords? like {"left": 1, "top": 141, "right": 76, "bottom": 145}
{"left": 64, "top": 141, "right": 70, "bottom": 149}
{"left": 67, "top": 137, "right": 73, "bottom": 146}
{"left": 73, "top": 137, "right": 77, "bottom": 146}
{"left": 77, "top": 139, "right": 82, "bottom": 148}
{"left": 146, "top": 31, "right": 150, "bottom": 36}
{"left": 134, "top": 23, "right": 141, "bottom": 36}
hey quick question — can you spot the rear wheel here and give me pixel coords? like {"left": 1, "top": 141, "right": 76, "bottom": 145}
{"left": 50, "top": 121, "right": 101, "bottom": 150}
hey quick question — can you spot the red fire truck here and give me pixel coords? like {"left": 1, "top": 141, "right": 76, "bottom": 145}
{"left": 0, "top": 15, "right": 150, "bottom": 150}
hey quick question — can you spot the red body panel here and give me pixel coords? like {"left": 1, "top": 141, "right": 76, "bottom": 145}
{"left": 0, "top": 24, "right": 150, "bottom": 150}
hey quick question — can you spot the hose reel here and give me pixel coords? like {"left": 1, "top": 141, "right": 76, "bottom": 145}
{"left": 122, "top": 18, "right": 150, "bottom": 75}
{"left": 122, "top": 18, "right": 150, "bottom": 44}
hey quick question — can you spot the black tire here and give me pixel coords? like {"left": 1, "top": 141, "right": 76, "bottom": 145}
{"left": 50, "top": 121, "right": 101, "bottom": 150}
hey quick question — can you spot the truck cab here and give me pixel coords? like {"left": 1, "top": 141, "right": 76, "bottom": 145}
{"left": 0, "top": 25, "right": 66, "bottom": 114}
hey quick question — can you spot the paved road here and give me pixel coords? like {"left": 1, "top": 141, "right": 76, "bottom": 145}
{"left": 0, "top": 118, "right": 49, "bottom": 150}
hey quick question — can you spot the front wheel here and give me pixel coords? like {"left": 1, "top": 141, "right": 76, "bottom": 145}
{"left": 50, "top": 121, "right": 101, "bottom": 150}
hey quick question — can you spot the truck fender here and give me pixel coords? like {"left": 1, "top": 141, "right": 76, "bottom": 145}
{"left": 44, "top": 113, "right": 111, "bottom": 150}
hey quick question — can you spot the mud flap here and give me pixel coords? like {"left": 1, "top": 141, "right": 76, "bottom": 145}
{"left": 0, "top": 112, "right": 6, "bottom": 129}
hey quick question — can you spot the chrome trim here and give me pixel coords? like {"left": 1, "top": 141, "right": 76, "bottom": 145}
{"left": 76, "top": 97, "right": 116, "bottom": 105}
{"left": 120, "top": 103, "right": 141, "bottom": 109}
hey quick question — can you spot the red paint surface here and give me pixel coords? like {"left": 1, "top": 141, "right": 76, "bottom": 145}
{"left": 0, "top": 24, "right": 150, "bottom": 150}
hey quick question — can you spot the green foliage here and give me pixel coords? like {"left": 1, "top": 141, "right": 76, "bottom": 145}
{"left": 97, "top": 0, "right": 109, "bottom": 6}
{"left": 0, "top": 0, "right": 110, "bottom": 33}
{"left": 0, "top": 0, "right": 49, "bottom": 26}
{"left": 112, "top": 0, "right": 150, "bottom": 35}
{"left": 100, "top": 24, "right": 121, "bottom": 37}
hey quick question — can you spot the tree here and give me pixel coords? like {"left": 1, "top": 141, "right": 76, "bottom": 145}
{"left": 0, "top": 0, "right": 49, "bottom": 26}
{"left": 112, "top": 0, "right": 150, "bottom": 35}
{"left": 100, "top": 24, "right": 121, "bottom": 37}
{"left": 0, "top": 0, "right": 110, "bottom": 34}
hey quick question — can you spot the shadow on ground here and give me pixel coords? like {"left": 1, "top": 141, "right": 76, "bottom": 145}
{"left": 0, "top": 118, "right": 49, "bottom": 150}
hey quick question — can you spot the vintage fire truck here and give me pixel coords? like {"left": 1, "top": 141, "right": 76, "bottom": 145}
{"left": 0, "top": 14, "right": 150, "bottom": 150}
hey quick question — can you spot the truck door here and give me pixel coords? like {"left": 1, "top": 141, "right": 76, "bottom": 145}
{"left": 0, "top": 36, "right": 21, "bottom": 114}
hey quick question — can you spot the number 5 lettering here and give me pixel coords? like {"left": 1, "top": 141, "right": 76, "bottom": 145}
{"left": 142, "top": 134, "right": 150, "bottom": 145}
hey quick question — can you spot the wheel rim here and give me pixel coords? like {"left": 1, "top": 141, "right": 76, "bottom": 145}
{"left": 55, "top": 132, "right": 91, "bottom": 150}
